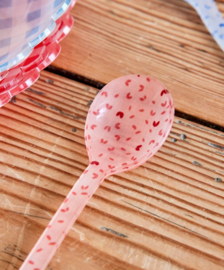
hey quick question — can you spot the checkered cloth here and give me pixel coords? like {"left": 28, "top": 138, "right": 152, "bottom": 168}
{"left": 0, "top": 0, "right": 72, "bottom": 72}
{"left": 185, "top": 0, "right": 224, "bottom": 52}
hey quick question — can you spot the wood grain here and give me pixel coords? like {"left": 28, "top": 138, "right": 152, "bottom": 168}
{"left": 0, "top": 71, "right": 224, "bottom": 269}
{"left": 52, "top": 0, "right": 224, "bottom": 126}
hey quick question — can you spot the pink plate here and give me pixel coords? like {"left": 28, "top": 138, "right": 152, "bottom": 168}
{"left": 18, "top": 44, "right": 48, "bottom": 73}
{"left": 0, "top": 70, "right": 9, "bottom": 81}
{"left": 10, "top": 69, "right": 39, "bottom": 97}
{"left": 0, "top": 8, "right": 74, "bottom": 107}
{"left": 43, "top": 13, "right": 74, "bottom": 45}
{"left": 0, "top": 92, "right": 12, "bottom": 107}
{"left": 0, "top": 67, "right": 23, "bottom": 94}
{"left": 38, "top": 42, "right": 61, "bottom": 71}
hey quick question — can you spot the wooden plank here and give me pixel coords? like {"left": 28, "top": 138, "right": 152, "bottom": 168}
{"left": 52, "top": 0, "right": 224, "bottom": 126}
{"left": 0, "top": 71, "right": 224, "bottom": 269}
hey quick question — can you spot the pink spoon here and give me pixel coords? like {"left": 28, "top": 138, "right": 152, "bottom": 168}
{"left": 20, "top": 75, "right": 174, "bottom": 270}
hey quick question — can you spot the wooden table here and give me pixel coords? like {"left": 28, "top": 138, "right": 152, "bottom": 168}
{"left": 0, "top": 1, "right": 224, "bottom": 269}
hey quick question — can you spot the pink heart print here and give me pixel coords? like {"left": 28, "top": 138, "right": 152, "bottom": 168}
{"left": 20, "top": 75, "right": 174, "bottom": 270}
{"left": 85, "top": 74, "right": 174, "bottom": 176}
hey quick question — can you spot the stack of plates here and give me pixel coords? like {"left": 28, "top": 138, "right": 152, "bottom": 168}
{"left": 0, "top": 0, "right": 76, "bottom": 107}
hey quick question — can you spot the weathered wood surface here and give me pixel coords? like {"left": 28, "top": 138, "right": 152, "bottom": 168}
{"left": 53, "top": 0, "right": 224, "bottom": 126}
{"left": 0, "top": 71, "right": 223, "bottom": 269}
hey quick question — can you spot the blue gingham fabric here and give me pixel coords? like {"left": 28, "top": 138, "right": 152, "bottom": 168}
{"left": 185, "top": 0, "right": 224, "bottom": 52}
{"left": 0, "top": 0, "right": 72, "bottom": 72}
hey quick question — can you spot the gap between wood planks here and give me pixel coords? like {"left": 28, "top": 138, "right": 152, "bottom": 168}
{"left": 45, "top": 65, "right": 224, "bottom": 133}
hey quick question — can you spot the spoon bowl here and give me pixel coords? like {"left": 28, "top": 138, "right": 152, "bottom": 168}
{"left": 86, "top": 74, "right": 174, "bottom": 177}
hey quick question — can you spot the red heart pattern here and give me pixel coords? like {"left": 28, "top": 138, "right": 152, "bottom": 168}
{"left": 116, "top": 111, "right": 124, "bottom": 118}
{"left": 24, "top": 75, "right": 174, "bottom": 269}
{"left": 115, "top": 123, "right": 121, "bottom": 129}
{"left": 86, "top": 75, "right": 171, "bottom": 180}
{"left": 81, "top": 185, "right": 89, "bottom": 189}
{"left": 101, "top": 91, "right": 108, "bottom": 97}
{"left": 150, "top": 110, "right": 156, "bottom": 116}
{"left": 93, "top": 109, "right": 100, "bottom": 115}
{"left": 160, "top": 89, "right": 169, "bottom": 96}
{"left": 161, "top": 101, "right": 167, "bottom": 107}
{"left": 92, "top": 173, "right": 98, "bottom": 179}
{"left": 135, "top": 145, "right": 142, "bottom": 151}
{"left": 91, "top": 125, "right": 97, "bottom": 130}
{"left": 106, "top": 103, "right": 113, "bottom": 110}
{"left": 115, "top": 135, "right": 120, "bottom": 141}
{"left": 125, "top": 79, "right": 131, "bottom": 86}
{"left": 90, "top": 161, "right": 99, "bottom": 165}
{"left": 139, "top": 85, "right": 144, "bottom": 92}
{"left": 140, "top": 95, "right": 146, "bottom": 101}
{"left": 85, "top": 75, "right": 173, "bottom": 176}
{"left": 153, "top": 121, "right": 160, "bottom": 127}
{"left": 104, "top": 126, "right": 111, "bottom": 131}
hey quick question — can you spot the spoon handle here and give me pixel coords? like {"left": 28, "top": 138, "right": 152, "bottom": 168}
{"left": 20, "top": 165, "right": 103, "bottom": 270}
